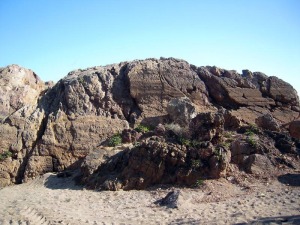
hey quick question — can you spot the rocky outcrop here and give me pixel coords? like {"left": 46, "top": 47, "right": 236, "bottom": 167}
{"left": 83, "top": 136, "right": 230, "bottom": 190}
{"left": 197, "top": 66, "right": 300, "bottom": 124}
{"left": 127, "top": 58, "right": 210, "bottom": 123}
{"left": 0, "top": 58, "right": 299, "bottom": 188}
{"left": 0, "top": 65, "right": 46, "bottom": 120}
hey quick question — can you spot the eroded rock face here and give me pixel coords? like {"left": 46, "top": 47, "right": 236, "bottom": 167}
{"left": 127, "top": 58, "right": 210, "bottom": 123}
{"left": 83, "top": 136, "right": 229, "bottom": 190}
{"left": 255, "top": 113, "right": 280, "bottom": 132}
{"left": 167, "top": 97, "right": 197, "bottom": 126}
{"left": 0, "top": 58, "right": 299, "bottom": 188}
{"left": 189, "top": 110, "right": 225, "bottom": 143}
{"left": 197, "top": 66, "right": 300, "bottom": 124}
{"left": 0, "top": 65, "right": 45, "bottom": 119}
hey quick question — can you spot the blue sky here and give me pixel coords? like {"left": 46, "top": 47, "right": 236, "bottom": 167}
{"left": 0, "top": 0, "right": 299, "bottom": 95}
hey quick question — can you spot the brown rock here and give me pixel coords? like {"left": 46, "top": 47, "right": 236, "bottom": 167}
{"left": 189, "top": 110, "right": 225, "bottom": 143}
{"left": 82, "top": 137, "right": 226, "bottom": 190}
{"left": 0, "top": 65, "right": 45, "bottom": 119}
{"left": 243, "top": 154, "right": 274, "bottom": 174}
{"left": 23, "top": 156, "right": 53, "bottom": 182}
{"left": 289, "top": 120, "right": 300, "bottom": 139}
{"left": 255, "top": 113, "right": 280, "bottom": 131}
{"left": 167, "top": 97, "right": 196, "bottom": 126}
{"left": 127, "top": 58, "right": 210, "bottom": 122}
{"left": 268, "top": 76, "right": 300, "bottom": 106}
{"left": 0, "top": 58, "right": 299, "bottom": 188}
{"left": 197, "top": 67, "right": 275, "bottom": 108}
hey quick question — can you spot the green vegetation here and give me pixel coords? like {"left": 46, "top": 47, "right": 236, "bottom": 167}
{"left": 135, "top": 124, "right": 151, "bottom": 133}
{"left": 224, "top": 131, "right": 235, "bottom": 142}
{"left": 245, "top": 125, "right": 258, "bottom": 148}
{"left": 224, "top": 131, "right": 234, "bottom": 139}
{"left": 179, "top": 137, "right": 191, "bottom": 146}
{"left": 191, "top": 159, "right": 202, "bottom": 169}
{"left": 179, "top": 137, "right": 202, "bottom": 148}
{"left": 78, "top": 76, "right": 85, "bottom": 85}
{"left": 165, "top": 123, "right": 190, "bottom": 138}
{"left": 246, "top": 136, "right": 257, "bottom": 148}
{"left": 245, "top": 129, "right": 255, "bottom": 136}
{"left": 108, "top": 134, "right": 122, "bottom": 147}
{"left": 214, "top": 146, "right": 225, "bottom": 161}
{"left": 219, "top": 141, "right": 230, "bottom": 149}
{"left": 0, "top": 151, "right": 12, "bottom": 161}
{"left": 246, "top": 124, "right": 259, "bottom": 135}
{"left": 195, "top": 179, "right": 204, "bottom": 187}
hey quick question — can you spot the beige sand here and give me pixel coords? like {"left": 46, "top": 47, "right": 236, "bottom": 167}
{"left": 0, "top": 173, "right": 299, "bottom": 225}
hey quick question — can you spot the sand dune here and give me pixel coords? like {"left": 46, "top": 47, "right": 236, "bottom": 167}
{"left": 0, "top": 172, "right": 299, "bottom": 225}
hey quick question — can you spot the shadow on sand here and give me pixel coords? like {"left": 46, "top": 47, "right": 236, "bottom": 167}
{"left": 234, "top": 215, "right": 300, "bottom": 225}
{"left": 43, "top": 171, "right": 83, "bottom": 190}
{"left": 278, "top": 173, "right": 300, "bottom": 186}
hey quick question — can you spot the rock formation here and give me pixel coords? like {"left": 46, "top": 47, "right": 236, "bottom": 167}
{"left": 0, "top": 58, "right": 299, "bottom": 188}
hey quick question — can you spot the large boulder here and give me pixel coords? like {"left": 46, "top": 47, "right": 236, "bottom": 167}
{"left": 255, "top": 113, "right": 280, "bottom": 132}
{"left": 167, "top": 97, "right": 196, "bottom": 126}
{"left": 189, "top": 110, "right": 225, "bottom": 143}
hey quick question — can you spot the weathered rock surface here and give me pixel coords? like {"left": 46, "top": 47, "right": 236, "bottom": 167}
{"left": 83, "top": 136, "right": 230, "bottom": 190}
{"left": 289, "top": 120, "right": 300, "bottom": 139}
{"left": 0, "top": 65, "right": 46, "bottom": 119}
{"left": 167, "top": 97, "right": 197, "bottom": 126}
{"left": 255, "top": 113, "right": 280, "bottom": 132}
{"left": 0, "top": 58, "right": 299, "bottom": 188}
{"left": 154, "top": 190, "right": 183, "bottom": 208}
{"left": 189, "top": 110, "right": 225, "bottom": 143}
{"left": 127, "top": 58, "right": 210, "bottom": 123}
{"left": 197, "top": 66, "right": 300, "bottom": 124}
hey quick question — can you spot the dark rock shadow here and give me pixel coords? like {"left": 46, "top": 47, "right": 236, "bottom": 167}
{"left": 44, "top": 170, "right": 83, "bottom": 190}
{"left": 234, "top": 215, "right": 300, "bottom": 225}
{"left": 278, "top": 173, "right": 300, "bottom": 186}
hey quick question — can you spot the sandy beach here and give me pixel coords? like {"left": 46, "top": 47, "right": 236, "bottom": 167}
{"left": 0, "top": 172, "right": 299, "bottom": 225}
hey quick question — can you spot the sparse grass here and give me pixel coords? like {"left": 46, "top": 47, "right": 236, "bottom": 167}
{"left": 245, "top": 130, "right": 255, "bottom": 137}
{"left": 246, "top": 124, "right": 259, "bottom": 135}
{"left": 245, "top": 125, "right": 258, "bottom": 148}
{"left": 165, "top": 123, "right": 190, "bottom": 138}
{"left": 179, "top": 137, "right": 191, "bottom": 146}
{"left": 191, "top": 159, "right": 202, "bottom": 169}
{"left": 195, "top": 179, "right": 204, "bottom": 187}
{"left": 135, "top": 124, "right": 151, "bottom": 133}
{"left": 0, "top": 151, "right": 12, "bottom": 161}
{"left": 178, "top": 137, "right": 202, "bottom": 148}
{"left": 108, "top": 134, "right": 122, "bottom": 147}
{"left": 78, "top": 76, "right": 85, "bottom": 85}
{"left": 224, "top": 131, "right": 234, "bottom": 138}
{"left": 246, "top": 136, "right": 257, "bottom": 148}
{"left": 214, "top": 146, "right": 225, "bottom": 161}
{"left": 224, "top": 131, "right": 235, "bottom": 142}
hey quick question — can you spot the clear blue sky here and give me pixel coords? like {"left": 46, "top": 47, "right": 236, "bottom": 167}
{"left": 0, "top": 0, "right": 299, "bottom": 95}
